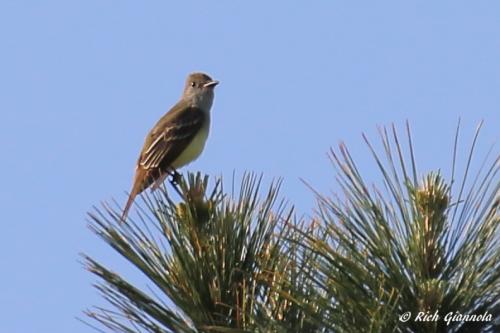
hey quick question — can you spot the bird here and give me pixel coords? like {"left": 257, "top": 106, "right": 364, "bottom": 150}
{"left": 121, "top": 72, "right": 219, "bottom": 221}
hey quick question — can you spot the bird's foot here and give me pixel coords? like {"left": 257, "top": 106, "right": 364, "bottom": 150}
{"left": 169, "top": 170, "right": 185, "bottom": 199}
{"left": 170, "top": 170, "right": 182, "bottom": 186}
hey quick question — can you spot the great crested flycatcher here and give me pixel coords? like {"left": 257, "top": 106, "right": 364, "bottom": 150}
{"left": 122, "top": 72, "right": 219, "bottom": 220}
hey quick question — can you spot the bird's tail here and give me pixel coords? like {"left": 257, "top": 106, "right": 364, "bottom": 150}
{"left": 121, "top": 167, "right": 148, "bottom": 223}
{"left": 121, "top": 192, "right": 136, "bottom": 223}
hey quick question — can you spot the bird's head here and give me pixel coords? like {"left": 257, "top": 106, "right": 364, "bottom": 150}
{"left": 183, "top": 72, "right": 219, "bottom": 101}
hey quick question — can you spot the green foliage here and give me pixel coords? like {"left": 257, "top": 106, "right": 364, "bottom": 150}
{"left": 296, "top": 123, "right": 499, "bottom": 333}
{"left": 84, "top": 173, "right": 310, "bottom": 332}
{"left": 84, "top": 123, "right": 499, "bottom": 333}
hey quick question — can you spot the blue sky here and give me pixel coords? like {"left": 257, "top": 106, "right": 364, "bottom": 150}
{"left": 0, "top": 1, "right": 498, "bottom": 332}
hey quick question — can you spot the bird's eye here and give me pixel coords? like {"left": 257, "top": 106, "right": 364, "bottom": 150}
{"left": 190, "top": 82, "right": 196, "bottom": 87}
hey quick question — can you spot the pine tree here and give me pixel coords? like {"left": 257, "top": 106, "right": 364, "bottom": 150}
{"left": 83, "top": 123, "right": 498, "bottom": 333}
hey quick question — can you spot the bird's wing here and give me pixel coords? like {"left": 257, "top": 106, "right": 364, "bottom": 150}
{"left": 138, "top": 103, "right": 206, "bottom": 170}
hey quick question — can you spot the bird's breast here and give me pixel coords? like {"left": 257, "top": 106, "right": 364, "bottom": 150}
{"left": 171, "top": 120, "right": 210, "bottom": 168}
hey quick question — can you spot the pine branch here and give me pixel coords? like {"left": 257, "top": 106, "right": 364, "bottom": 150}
{"left": 295, "top": 122, "right": 499, "bottom": 333}
{"left": 84, "top": 172, "right": 305, "bottom": 332}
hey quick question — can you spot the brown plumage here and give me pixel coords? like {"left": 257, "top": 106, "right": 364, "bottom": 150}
{"left": 121, "top": 73, "right": 218, "bottom": 221}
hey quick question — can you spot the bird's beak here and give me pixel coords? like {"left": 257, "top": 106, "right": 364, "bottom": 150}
{"left": 203, "top": 80, "right": 219, "bottom": 88}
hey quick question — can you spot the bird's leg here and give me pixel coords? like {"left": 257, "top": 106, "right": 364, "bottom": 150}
{"left": 169, "top": 169, "right": 182, "bottom": 185}
{"left": 168, "top": 168, "right": 184, "bottom": 199}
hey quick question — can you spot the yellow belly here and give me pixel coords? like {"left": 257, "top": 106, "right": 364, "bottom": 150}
{"left": 171, "top": 126, "right": 209, "bottom": 168}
